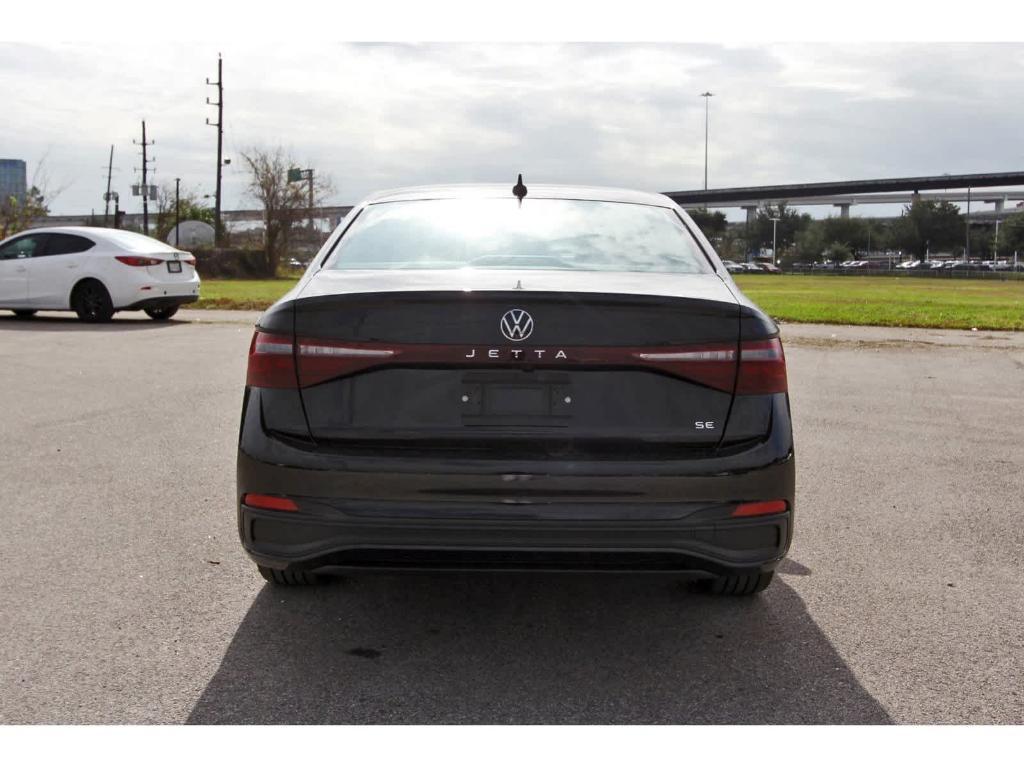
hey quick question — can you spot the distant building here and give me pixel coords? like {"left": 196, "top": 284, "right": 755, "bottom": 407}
{"left": 0, "top": 159, "right": 28, "bottom": 203}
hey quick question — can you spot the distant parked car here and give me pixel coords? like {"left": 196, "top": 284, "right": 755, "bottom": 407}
{"left": 0, "top": 226, "right": 200, "bottom": 322}
{"left": 721, "top": 260, "right": 745, "bottom": 274}
{"left": 759, "top": 263, "right": 783, "bottom": 273}
{"left": 895, "top": 260, "right": 921, "bottom": 270}
{"left": 743, "top": 262, "right": 765, "bottom": 272}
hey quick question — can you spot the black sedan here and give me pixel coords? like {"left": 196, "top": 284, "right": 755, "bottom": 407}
{"left": 237, "top": 182, "right": 795, "bottom": 596}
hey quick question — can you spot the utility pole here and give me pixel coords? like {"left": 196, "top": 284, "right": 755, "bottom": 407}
{"left": 700, "top": 91, "right": 714, "bottom": 191}
{"left": 103, "top": 145, "right": 114, "bottom": 225}
{"left": 206, "top": 53, "right": 224, "bottom": 246}
{"left": 174, "top": 177, "right": 181, "bottom": 247}
{"left": 133, "top": 121, "right": 156, "bottom": 234}
{"left": 993, "top": 218, "right": 1000, "bottom": 262}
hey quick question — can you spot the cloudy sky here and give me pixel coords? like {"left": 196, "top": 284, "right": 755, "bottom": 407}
{"left": 3, "top": 42, "right": 1023, "bottom": 216}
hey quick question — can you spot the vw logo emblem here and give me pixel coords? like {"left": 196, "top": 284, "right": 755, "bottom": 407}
{"left": 500, "top": 309, "right": 534, "bottom": 341}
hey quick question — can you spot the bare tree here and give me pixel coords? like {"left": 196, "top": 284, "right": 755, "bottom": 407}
{"left": 241, "top": 147, "right": 333, "bottom": 276}
{"left": 153, "top": 183, "right": 214, "bottom": 242}
{"left": 0, "top": 155, "right": 65, "bottom": 239}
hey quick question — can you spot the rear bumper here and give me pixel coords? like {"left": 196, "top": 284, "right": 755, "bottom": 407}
{"left": 239, "top": 497, "right": 792, "bottom": 575}
{"left": 236, "top": 389, "right": 795, "bottom": 575}
{"left": 112, "top": 270, "right": 200, "bottom": 309}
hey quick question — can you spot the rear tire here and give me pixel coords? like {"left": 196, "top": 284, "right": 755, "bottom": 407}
{"left": 145, "top": 306, "right": 179, "bottom": 321}
{"left": 258, "top": 565, "right": 319, "bottom": 586}
{"left": 12, "top": 309, "right": 37, "bottom": 319}
{"left": 71, "top": 280, "right": 114, "bottom": 323}
{"left": 698, "top": 570, "right": 774, "bottom": 596}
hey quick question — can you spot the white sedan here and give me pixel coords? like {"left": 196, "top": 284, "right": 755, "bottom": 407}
{"left": 0, "top": 226, "right": 200, "bottom": 322}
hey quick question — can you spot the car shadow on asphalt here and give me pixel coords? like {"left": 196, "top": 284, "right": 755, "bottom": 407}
{"left": 0, "top": 314, "right": 187, "bottom": 332}
{"left": 187, "top": 569, "right": 890, "bottom": 724}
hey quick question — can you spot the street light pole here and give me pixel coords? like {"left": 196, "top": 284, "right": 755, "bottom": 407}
{"left": 770, "top": 217, "right": 780, "bottom": 266}
{"left": 700, "top": 91, "right": 713, "bottom": 191}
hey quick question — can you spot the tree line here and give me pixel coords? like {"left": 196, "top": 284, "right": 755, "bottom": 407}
{"left": 2, "top": 147, "right": 332, "bottom": 278}
{"left": 689, "top": 201, "right": 1024, "bottom": 264}
{"left": 6, "top": 157, "right": 1024, "bottom": 274}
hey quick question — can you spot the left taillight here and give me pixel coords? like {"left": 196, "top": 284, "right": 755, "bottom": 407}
{"left": 246, "top": 331, "right": 299, "bottom": 389}
{"left": 115, "top": 256, "right": 163, "bottom": 267}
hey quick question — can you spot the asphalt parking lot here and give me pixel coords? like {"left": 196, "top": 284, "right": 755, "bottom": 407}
{"left": 1, "top": 310, "right": 1022, "bottom": 724}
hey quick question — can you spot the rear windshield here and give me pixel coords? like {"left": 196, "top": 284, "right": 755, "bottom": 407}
{"left": 324, "top": 198, "right": 711, "bottom": 274}
{"left": 100, "top": 230, "right": 178, "bottom": 253}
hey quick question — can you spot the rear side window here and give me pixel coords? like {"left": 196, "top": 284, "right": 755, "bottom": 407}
{"left": 0, "top": 234, "right": 48, "bottom": 259}
{"left": 324, "top": 198, "right": 712, "bottom": 275}
{"left": 42, "top": 234, "right": 95, "bottom": 256}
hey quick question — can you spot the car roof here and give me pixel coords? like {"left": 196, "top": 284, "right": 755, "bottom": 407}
{"left": 1, "top": 226, "right": 179, "bottom": 253}
{"left": 0, "top": 226, "right": 103, "bottom": 247}
{"left": 8, "top": 226, "right": 106, "bottom": 237}
{"left": 363, "top": 183, "right": 676, "bottom": 207}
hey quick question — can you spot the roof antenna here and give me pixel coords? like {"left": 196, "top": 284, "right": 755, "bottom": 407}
{"left": 512, "top": 173, "right": 528, "bottom": 205}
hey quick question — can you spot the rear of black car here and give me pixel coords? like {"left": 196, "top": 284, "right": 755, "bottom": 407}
{"left": 236, "top": 189, "right": 795, "bottom": 595}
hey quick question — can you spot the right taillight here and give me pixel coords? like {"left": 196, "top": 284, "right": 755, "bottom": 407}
{"left": 735, "top": 338, "right": 788, "bottom": 394}
{"left": 631, "top": 344, "right": 737, "bottom": 392}
{"left": 246, "top": 331, "right": 299, "bottom": 388}
{"left": 732, "top": 499, "right": 788, "bottom": 517}
{"left": 115, "top": 255, "right": 163, "bottom": 267}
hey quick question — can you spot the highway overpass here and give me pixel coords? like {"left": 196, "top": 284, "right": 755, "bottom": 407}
{"left": 40, "top": 171, "right": 1024, "bottom": 230}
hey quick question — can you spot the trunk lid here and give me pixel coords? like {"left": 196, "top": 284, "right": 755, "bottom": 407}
{"left": 291, "top": 270, "right": 742, "bottom": 457}
{"left": 142, "top": 251, "right": 196, "bottom": 281}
